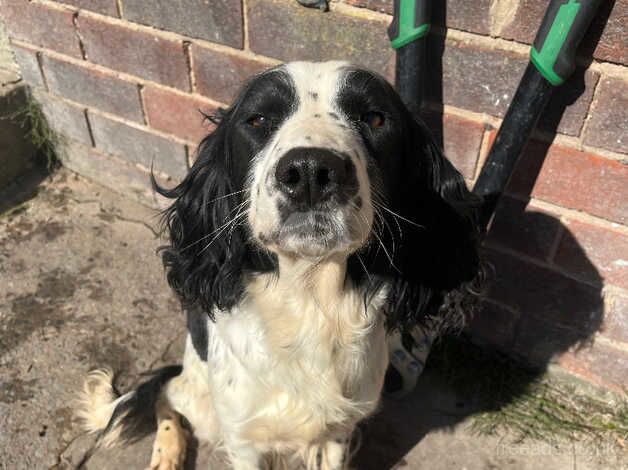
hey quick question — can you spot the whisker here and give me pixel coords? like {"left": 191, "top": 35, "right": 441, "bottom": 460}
{"left": 372, "top": 201, "right": 424, "bottom": 229}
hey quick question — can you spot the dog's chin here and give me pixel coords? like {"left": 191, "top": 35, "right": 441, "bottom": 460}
{"left": 260, "top": 211, "right": 359, "bottom": 259}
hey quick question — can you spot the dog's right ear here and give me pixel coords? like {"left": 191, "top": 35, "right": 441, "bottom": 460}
{"left": 152, "top": 118, "right": 248, "bottom": 318}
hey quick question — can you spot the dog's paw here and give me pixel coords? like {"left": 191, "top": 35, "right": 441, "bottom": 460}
{"left": 148, "top": 416, "right": 189, "bottom": 470}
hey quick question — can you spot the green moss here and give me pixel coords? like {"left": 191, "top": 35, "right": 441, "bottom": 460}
{"left": 427, "top": 336, "right": 628, "bottom": 448}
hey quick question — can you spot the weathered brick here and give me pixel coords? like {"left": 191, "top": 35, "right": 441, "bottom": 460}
{"left": 77, "top": 14, "right": 189, "bottom": 90}
{"left": 88, "top": 112, "right": 187, "bottom": 179}
{"left": 559, "top": 341, "right": 628, "bottom": 392}
{"left": 486, "top": 196, "right": 562, "bottom": 261}
{"left": 485, "top": 249, "right": 604, "bottom": 333}
{"left": 60, "top": 140, "right": 172, "bottom": 207}
{"left": 468, "top": 301, "right": 520, "bottom": 349}
{"left": 507, "top": 142, "right": 628, "bottom": 225}
{"left": 421, "top": 111, "right": 482, "bottom": 180}
{"left": 192, "top": 45, "right": 270, "bottom": 104}
{"left": 513, "top": 314, "right": 591, "bottom": 367}
{"left": 59, "top": 0, "right": 118, "bottom": 16}
{"left": 583, "top": 76, "right": 627, "bottom": 155}
{"left": 339, "top": 0, "right": 492, "bottom": 34}
{"left": 122, "top": 0, "right": 243, "bottom": 48}
{"left": 498, "top": 0, "right": 627, "bottom": 66}
{"left": 143, "top": 86, "right": 216, "bottom": 144}
{"left": 433, "top": 0, "right": 492, "bottom": 35}
{"left": 32, "top": 90, "right": 92, "bottom": 146}
{"left": 604, "top": 294, "right": 628, "bottom": 345}
{"left": 41, "top": 56, "right": 143, "bottom": 122}
{"left": 582, "top": 0, "right": 628, "bottom": 65}
{"left": 338, "top": 0, "right": 392, "bottom": 14}
{"left": 554, "top": 219, "right": 628, "bottom": 289}
{"left": 497, "top": 0, "right": 547, "bottom": 44}
{"left": 537, "top": 68, "right": 599, "bottom": 137}
{"left": 426, "top": 38, "right": 528, "bottom": 118}
{"left": 1, "top": 0, "right": 82, "bottom": 58}
{"left": 11, "top": 46, "right": 44, "bottom": 88}
{"left": 247, "top": 0, "right": 394, "bottom": 77}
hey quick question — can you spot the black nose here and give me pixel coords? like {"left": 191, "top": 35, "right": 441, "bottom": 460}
{"left": 275, "top": 147, "right": 354, "bottom": 208}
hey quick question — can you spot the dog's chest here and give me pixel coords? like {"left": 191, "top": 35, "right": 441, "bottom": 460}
{"left": 208, "top": 270, "right": 389, "bottom": 444}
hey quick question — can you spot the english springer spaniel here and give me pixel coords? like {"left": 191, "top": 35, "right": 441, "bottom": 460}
{"left": 78, "top": 61, "right": 482, "bottom": 470}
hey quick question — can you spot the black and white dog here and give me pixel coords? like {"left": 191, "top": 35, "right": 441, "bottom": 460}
{"left": 78, "top": 61, "right": 482, "bottom": 470}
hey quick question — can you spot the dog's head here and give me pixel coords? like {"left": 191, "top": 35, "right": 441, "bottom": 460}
{"left": 156, "top": 61, "right": 481, "bottom": 331}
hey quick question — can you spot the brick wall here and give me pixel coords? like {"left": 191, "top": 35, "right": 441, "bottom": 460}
{"left": 1, "top": 0, "right": 626, "bottom": 391}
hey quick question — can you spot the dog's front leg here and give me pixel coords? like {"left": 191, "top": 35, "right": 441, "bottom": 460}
{"left": 225, "top": 443, "right": 262, "bottom": 470}
{"left": 148, "top": 397, "right": 189, "bottom": 470}
{"left": 305, "top": 434, "right": 351, "bottom": 470}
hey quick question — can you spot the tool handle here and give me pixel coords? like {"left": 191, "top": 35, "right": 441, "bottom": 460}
{"left": 388, "top": 0, "right": 430, "bottom": 49}
{"left": 530, "top": 0, "right": 603, "bottom": 85}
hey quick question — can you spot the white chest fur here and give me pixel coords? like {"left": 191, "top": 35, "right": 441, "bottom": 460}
{"left": 205, "top": 256, "right": 389, "bottom": 450}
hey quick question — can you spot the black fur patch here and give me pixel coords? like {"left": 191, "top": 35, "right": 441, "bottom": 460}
{"left": 101, "top": 365, "right": 182, "bottom": 445}
{"left": 186, "top": 306, "right": 209, "bottom": 361}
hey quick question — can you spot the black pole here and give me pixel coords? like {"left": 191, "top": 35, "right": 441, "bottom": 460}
{"left": 474, "top": 0, "right": 603, "bottom": 229}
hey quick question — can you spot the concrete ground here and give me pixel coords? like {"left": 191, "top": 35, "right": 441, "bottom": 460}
{"left": 1, "top": 169, "right": 625, "bottom": 470}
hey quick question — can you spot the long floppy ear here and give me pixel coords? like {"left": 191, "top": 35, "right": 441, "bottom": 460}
{"left": 152, "top": 119, "right": 248, "bottom": 318}
{"left": 371, "top": 111, "right": 483, "bottom": 333}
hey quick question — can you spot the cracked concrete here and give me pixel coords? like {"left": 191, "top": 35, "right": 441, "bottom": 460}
{"left": 1, "top": 170, "right": 625, "bottom": 470}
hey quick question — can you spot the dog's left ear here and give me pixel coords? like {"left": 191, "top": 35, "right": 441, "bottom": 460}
{"left": 381, "top": 112, "right": 482, "bottom": 332}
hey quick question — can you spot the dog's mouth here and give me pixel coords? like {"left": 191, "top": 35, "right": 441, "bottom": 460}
{"left": 260, "top": 205, "right": 369, "bottom": 258}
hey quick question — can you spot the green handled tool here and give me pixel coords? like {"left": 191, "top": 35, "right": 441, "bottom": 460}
{"left": 474, "top": 0, "right": 603, "bottom": 228}
{"left": 388, "top": 0, "right": 431, "bottom": 115}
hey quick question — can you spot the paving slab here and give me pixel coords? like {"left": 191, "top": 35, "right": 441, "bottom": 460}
{"left": 0, "top": 170, "right": 625, "bottom": 470}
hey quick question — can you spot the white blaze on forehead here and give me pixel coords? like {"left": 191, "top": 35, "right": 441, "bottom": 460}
{"left": 285, "top": 60, "right": 349, "bottom": 112}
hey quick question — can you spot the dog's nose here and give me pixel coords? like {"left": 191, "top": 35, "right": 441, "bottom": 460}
{"left": 275, "top": 147, "right": 352, "bottom": 208}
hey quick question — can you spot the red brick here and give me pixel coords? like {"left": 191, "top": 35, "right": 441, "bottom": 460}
{"left": 41, "top": 56, "right": 143, "bottom": 122}
{"left": 88, "top": 112, "right": 187, "bottom": 179}
{"left": 60, "top": 140, "right": 172, "bottom": 207}
{"left": 554, "top": 219, "right": 628, "bottom": 289}
{"left": 11, "top": 46, "right": 44, "bottom": 88}
{"left": 143, "top": 87, "right": 216, "bottom": 144}
{"left": 507, "top": 142, "right": 628, "bottom": 225}
{"left": 538, "top": 68, "right": 599, "bottom": 137}
{"left": 497, "top": 0, "right": 547, "bottom": 44}
{"left": 191, "top": 46, "right": 270, "bottom": 104}
{"left": 121, "top": 0, "right": 243, "bottom": 48}
{"left": 604, "top": 294, "right": 628, "bottom": 345}
{"left": 468, "top": 301, "right": 520, "bottom": 349}
{"left": 559, "top": 341, "right": 628, "bottom": 392}
{"left": 339, "top": 0, "right": 492, "bottom": 35}
{"left": 583, "top": 76, "right": 627, "bottom": 155}
{"left": 339, "top": 0, "right": 392, "bottom": 14}
{"left": 580, "top": 0, "right": 628, "bottom": 65}
{"left": 59, "top": 0, "right": 118, "bottom": 16}
{"left": 33, "top": 90, "right": 92, "bottom": 146}
{"left": 247, "top": 0, "right": 394, "bottom": 77}
{"left": 421, "top": 111, "right": 482, "bottom": 180}
{"left": 427, "top": 38, "right": 528, "bottom": 118}
{"left": 1, "top": 0, "right": 82, "bottom": 58}
{"left": 484, "top": 249, "right": 603, "bottom": 332}
{"left": 513, "top": 314, "right": 592, "bottom": 367}
{"left": 77, "top": 14, "right": 189, "bottom": 90}
{"left": 486, "top": 196, "right": 562, "bottom": 261}
{"left": 499, "top": 0, "right": 627, "bottom": 66}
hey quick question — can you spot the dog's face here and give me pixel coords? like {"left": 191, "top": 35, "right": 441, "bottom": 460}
{"left": 226, "top": 61, "right": 408, "bottom": 259}
{"left": 157, "top": 61, "right": 481, "bottom": 329}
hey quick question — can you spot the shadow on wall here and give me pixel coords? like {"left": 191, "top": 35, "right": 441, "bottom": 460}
{"left": 352, "top": 1, "right": 615, "bottom": 469}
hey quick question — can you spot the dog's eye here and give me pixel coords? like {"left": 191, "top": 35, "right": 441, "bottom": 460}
{"left": 247, "top": 114, "right": 268, "bottom": 128}
{"left": 361, "top": 111, "right": 385, "bottom": 129}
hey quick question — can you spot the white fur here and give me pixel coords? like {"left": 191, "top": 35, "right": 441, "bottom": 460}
{"left": 164, "top": 256, "right": 389, "bottom": 469}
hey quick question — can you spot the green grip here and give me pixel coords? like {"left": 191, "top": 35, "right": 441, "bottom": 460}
{"left": 530, "top": 0, "right": 602, "bottom": 86}
{"left": 388, "top": 0, "right": 430, "bottom": 49}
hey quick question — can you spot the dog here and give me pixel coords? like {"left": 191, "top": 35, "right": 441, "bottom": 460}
{"left": 77, "top": 61, "right": 482, "bottom": 470}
